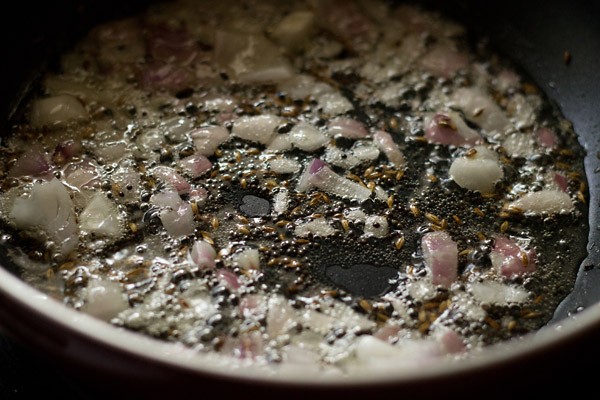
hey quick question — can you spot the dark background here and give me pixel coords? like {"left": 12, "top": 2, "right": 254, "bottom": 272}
{"left": 1, "top": 0, "right": 600, "bottom": 398}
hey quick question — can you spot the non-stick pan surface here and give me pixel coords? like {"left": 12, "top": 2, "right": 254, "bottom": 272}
{"left": 0, "top": 0, "right": 599, "bottom": 398}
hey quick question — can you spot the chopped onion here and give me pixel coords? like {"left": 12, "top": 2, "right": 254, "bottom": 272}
{"left": 490, "top": 235, "right": 537, "bottom": 278}
{"left": 150, "top": 190, "right": 194, "bottom": 237}
{"left": 267, "top": 295, "right": 297, "bottom": 337}
{"left": 449, "top": 146, "right": 503, "bottom": 194}
{"left": 267, "top": 134, "right": 293, "bottom": 152}
{"left": 272, "top": 189, "right": 289, "bottom": 215}
{"left": 79, "top": 193, "right": 124, "bottom": 238}
{"left": 217, "top": 269, "right": 241, "bottom": 290}
{"left": 214, "top": 30, "right": 293, "bottom": 83}
{"left": 269, "top": 158, "right": 301, "bottom": 174}
{"left": 424, "top": 112, "right": 481, "bottom": 147}
{"left": 8, "top": 145, "right": 52, "bottom": 178}
{"left": 451, "top": 87, "right": 511, "bottom": 136}
{"left": 9, "top": 178, "right": 78, "bottom": 259}
{"left": 421, "top": 231, "right": 458, "bottom": 288}
{"left": 271, "top": 10, "right": 316, "bottom": 52}
{"left": 469, "top": 281, "right": 529, "bottom": 304}
{"left": 364, "top": 215, "right": 388, "bottom": 238}
{"left": 179, "top": 154, "right": 212, "bottom": 178}
{"left": 327, "top": 117, "right": 368, "bottom": 139}
{"left": 277, "top": 74, "right": 334, "bottom": 100}
{"left": 232, "top": 248, "right": 260, "bottom": 270}
{"left": 30, "top": 95, "right": 89, "bottom": 128}
{"left": 535, "top": 127, "right": 558, "bottom": 148}
{"left": 161, "top": 116, "right": 195, "bottom": 142}
{"left": 373, "top": 130, "right": 405, "bottom": 166}
{"left": 317, "top": 92, "right": 354, "bottom": 115}
{"left": 151, "top": 166, "right": 191, "bottom": 194}
{"left": 189, "top": 240, "right": 217, "bottom": 269}
{"left": 508, "top": 190, "right": 574, "bottom": 215}
{"left": 502, "top": 132, "right": 536, "bottom": 158}
{"left": 296, "top": 159, "right": 372, "bottom": 202}
{"left": 82, "top": 279, "right": 129, "bottom": 321}
{"left": 419, "top": 40, "right": 468, "bottom": 79}
{"left": 295, "top": 217, "right": 335, "bottom": 237}
{"left": 232, "top": 114, "right": 283, "bottom": 145}
{"left": 190, "top": 126, "right": 229, "bottom": 156}
{"left": 289, "top": 122, "right": 329, "bottom": 152}
{"left": 63, "top": 159, "right": 101, "bottom": 191}
{"left": 139, "top": 62, "right": 194, "bottom": 92}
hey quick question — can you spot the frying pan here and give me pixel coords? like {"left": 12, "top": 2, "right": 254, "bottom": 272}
{"left": 0, "top": 0, "right": 599, "bottom": 398}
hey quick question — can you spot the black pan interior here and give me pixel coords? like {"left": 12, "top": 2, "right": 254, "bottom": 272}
{"left": 1, "top": 0, "right": 599, "bottom": 324}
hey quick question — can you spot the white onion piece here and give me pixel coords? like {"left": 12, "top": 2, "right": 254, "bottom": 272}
{"left": 296, "top": 159, "right": 372, "bottom": 202}
{"left": 9, "top": 178, "right": 78, "bottom": 259}
{"left": 494, "top": 69, "right": 520, "bottom": 92}
{"left": 188, "top": 186, "right": 208, "bottom": 205}
{"left": 269, "top": 158, "right": 301, "bottom": 174}
{"left": 373, "top": 130, "right": 405, "bottom": 166}
{"left": 214, "top": 30, "right": 293, "bottom": 83}
{"left": 364, "top": 215, "right": 388, "bottom": 238}
{"left": 282, "top": 345, "right": 321, "bottom": 365}
{"left": 272, "top": 188, "right": 289, "bottom": 215}
{"left": 324, "top": 146, "right": 361, "bottom": 169}
{"left": 150, "top": 191, "right": 194, "bottom": 237}
{"left": 30, "top": 95, "right": 89, "bottom": 128}
{"left": 232, "top": 115, "right": 283, "bottom": 145}
{"left": 267, "top": 295, "right": 297, "bottom": 337}
{"left": 289, "top": 122, "right": 329, "bottom": 152}
{"left": 190, "top": 126, "right": 229, "bottom": 156}
{"left": 424, "top": 112, "right": 481, "bottom": 147}
{"left": 421, "top": 231, "right": 458, "bottom": 288}
{"left": 295, "top": 217, "right": 335, "bottom": 237}
{"left": 63, "top": 159, "right": 101, "bottom": 191}
{"left": 217, "top": 269, "right": 241, "bottom": 291}
{"left": 8, "top": 145, "right": 52, "bottom": 178}
{"left": 355, "top": 330, "right": 463, "bottom": 369}
{"left": 536, "top": 127, "right": 558, "bottom": 149}
{"left": 469, "top": 281, "right": 529, "bottom": 304}
{"left": 327, "top": 117, "right": 368, "bottom": 139}
{"left": 502, "top": 132, "right": 536, "bottom": 158}
{"left": 419, "top": 40, "right": 468, "bottom": 79}
{"left": 449, "top": 146, "right": 503, "bottom": 194}
{"left": 111, "top": 163, "right": 141, "bottom": 204}
{"left": 162, "top": 116, "right": 195, "bottom": 142}
{"left": 267, "top": 134, "right": 293, "bottom": 152}
{"left": 352, "top": 141, "right": 380, "bottom": 161}
{"left": 136, "top": 128, "right": 166, "bottom": 151}
{"left": 44, "top": 76, "right": 99, "bottom": 103}
{"left": 201, "top": 95, "right": 237, "bottom": 112}
{"left": 507, "top": 93, "right": 537, "bottom": 130}
{"left": 79, "top": 193, "right": 123, "bottom": 238}
{"left": 232, "top": 248, "right": 260, "bottom": 270}
{"left": 82, "top": 279, "right": 129, "bottom": 321}
{"left": 490, "top": 235, "right": 537, "bottom": 278}
{"left": 277, "top": 74, "right": 334, "bottom": 100}
{"left": 451, "top": 87, "right": 511, "bottom": 136}
{"left": 92, "top": 141, "right": 129, "bottom": 164}
{"left": 433, "top": 329, "right": 466, "bottom": 355}
{"left": 315, "top": 0, "right": 376, "bottom": 53}
{"left": 508, "top": 190, "right": 574, "bottom": 215}
{"left": 271, "top": 10, "right": 316, "bottom": 52}
{"left": 151, "top": 166, "right": 191, "bottom": 194}
{"left": 318, "top": 92, "right": 354, "bottom": 115}
{"left": 179, "top": 154, "right": 212, "bottom": 178}
{"left": 189, "top": 240, "right": 217, "bottom": 269}
{"left": 300, "top": 308, "right": 335, "bottom": 334}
